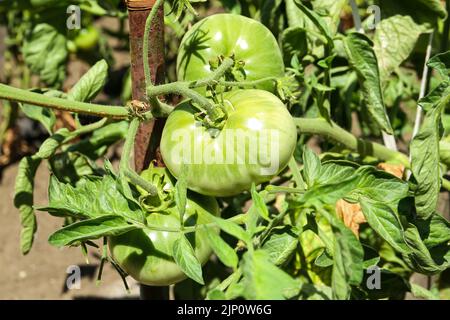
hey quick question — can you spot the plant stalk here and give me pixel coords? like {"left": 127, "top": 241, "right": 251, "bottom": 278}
{"left": 0, "top": 84, "right": 130, "bottom": 119}
{"left": 294, "top": 117, "right": 410, "bottom": 166}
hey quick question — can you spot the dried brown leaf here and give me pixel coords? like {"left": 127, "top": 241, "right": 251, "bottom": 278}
{"left": 377, "top": 163, "right": 405, "bottom": 179}
{"left": 335, "top": 199, "right": 366, "bottom": 237}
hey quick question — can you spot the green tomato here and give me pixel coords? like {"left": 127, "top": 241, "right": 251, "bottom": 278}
{"left": 160, "top": 89, "right": 298, "bottom": 197}
{"left": 109, "top": 167, "right": 219, "bottom": 286}
{"left": 177, "top": 14, "right": 285, "bottom": 93}
{"left": 74, "top": 26, "right": 99, "bottom": 51}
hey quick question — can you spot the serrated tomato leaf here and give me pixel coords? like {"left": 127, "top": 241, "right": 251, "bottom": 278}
{"left": 344, "top": 32, "right": 393, "bottom": 134}
{"left": 37, "top": 174, "right": 145, "bottom": 222}
{"left": 172, "top": 234, "right": 205, "bottom": 285}
{"left": 48, "top": 215, "right": 136, "bottom": 247}
{"left": 14, "top": 156, "right": 42, "bottom": 255}
{"left": 68, "top": 60, "right": 108, "bottom": 102}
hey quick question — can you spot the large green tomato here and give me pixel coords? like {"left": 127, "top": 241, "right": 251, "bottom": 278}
{"left": 160, "top": 89, "right": 298, "bottom": 197}
{"left": 177, "top": 14, "right": 285, "bottom": 92}
{"left": 109, "top": 168, "right": 219, "bottom": 286}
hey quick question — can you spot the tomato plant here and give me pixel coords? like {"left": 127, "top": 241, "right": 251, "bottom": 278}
{"left": 161, "top": 89, "right": 297, "bottom": 196}
{"left": 0, "top": 0, "right": 450, "bottom": 302}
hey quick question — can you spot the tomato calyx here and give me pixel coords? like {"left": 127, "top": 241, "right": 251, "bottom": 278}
{"left": 138, "top": 164, "right": 175, "bottom": 213}
{"left": 193, "top": 101, "right": 229, "bottom": 133}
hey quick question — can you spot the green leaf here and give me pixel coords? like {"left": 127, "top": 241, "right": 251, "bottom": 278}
{"left": 344, "top": 32, "right": 393, "bottom": 134}
{"left": 68, "top": 121, "right": 128, "bottom": 160}
{"left": 411, "top": 91, "right": 450, "bottom": 219}
{"left": 205, "top": 230, "right": 238, "bottom": 269}
{"left": 68, "top": 59, "right": 108, "bottom": 102}
{"left": 203, "top": 211, "right": 251, "bottom": 245}
{"left": 19, "top": 90, "right": 59, "bottom": 134}
{"left": 403, "top": 224, "right": 450, "bottom": 275}
{"left": 35, "top": 128, "right": 71, "bottom": 159}
{"left": 301, "top": 162, "right": 409, "bottom": 209}
{"left": 206, "top": 289, "right": 227, "bottom": 300}
{"left": 49, "top": 152, "right": 98, "bottom": 184}
{"left": 48, "top": 215, "right": 136, "bottom": 247}
{"left": 319, "top": 209, "right": 364, "bottom": 299}
{"left": 14, "top": 156, "right": 42, "bottom": 255}
{"left": 311, "top": 0, "right": 347, "bottom": 34}
{"left": 418, "top": 81, "right": 450, "bottom": 112}
{"left": 281, "top": 27, "right": 308, "bottom": 62}
{"left": 427, "top": 51, "right": 450, "bottom": 79}
{"left": 175, "top": 166, "right": 188, "bottom": 224}
{"left": 172, "top": 234, "right": 205, "bottom": 285}
{"left": 359, "top": 197, "right": 409, "bottom": 253}
{"left": 378, "top": 0, "right": 447, "bottom": 25}
{"left": 314, "top": 249, "right": 333, "bottom": 267}
{"left": 349, "top": 166, "right": 409, "bottom": 205}
{"left": 302, "top": 147, "right": 322, "bottom": 188}
{"left": 241, "top": 249, "right": 298, "bottom": 300}
{"left": 410, "top": 283, "right": 440, "bottom": 300}
{"left": 374, "top": 15, "right": 429, "bottom": 81}
{"left": 315, "top": 162, "right": 356, "bottom": 185}
{"left": 293, "top": 0, "right": 333, "bottom": 45}
{"left": 262, "top": 226, "right": 300, "bottom": 266}
{"left": 332, "top": 220, "right": 364, "bottom": 285}
{"left": 250, "top": 185, "right": 269, "bottom": 221}
{"left": 414, "top": 213, "right": 450, "bottom": 249}
{"left": 38, "top": 174, "right": 145, "bottom": 222}
{"left": 23, "top": 23, "right": 68, "bottom": 86}
{"left": 285, "top": 0, "right": 304, "bottom": 27}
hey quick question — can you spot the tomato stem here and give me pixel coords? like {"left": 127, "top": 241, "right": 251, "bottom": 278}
{"left": 288, "top": 157, "right": 306, "bottom": 190}
{"left": 294, "top": 117, "right": 410, "bottom": 167}
{"left": 142, "top": 0, "right": 166, "bottom": 115}
{"left": 147, "top": 82, "right": 226, "bottom": 124}
{"left": 0, "top": 84, "right": 131, "bottom": 119}
{"left": 190, "top": 57, "right": 235, "bottom": 88}
{"left": 216, "top": 77, "right": 278, "bottom": 88}
{"left": 143, "top": 0, "right": 164, "bottom": 91}
{"left": 120, "top": 118, "right": 159, "bottom": 196}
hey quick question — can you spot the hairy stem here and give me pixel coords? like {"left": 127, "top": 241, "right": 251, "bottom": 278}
{"left": 0, "top": 84, "right": 130, "bottom": 119}
{"left": 294, "top": 117, "right": 410, "bottom": 167}
{"left": 147, "top": 82, "right": 223, "bottom": 120}
{"left": 288, "top": 157, "right": 306, "bottom": 190}
{"left": 217, "top": 77, "right": 278, "bottom": 88}
{"left": 119, "top": 118, "right": 158, "bottom": 196}
{"left": 190, "top": 58, "right": 234, "bottom": 88}
{"left": 143, "top": 0, "right": 164, "bottom": 90}
{"left": 147, "top": 57, "right": 237, "bottom": 121}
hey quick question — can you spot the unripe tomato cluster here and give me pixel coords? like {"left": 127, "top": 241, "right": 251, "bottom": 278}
{"left": 110, "top": 14, "right": 297, "bottom": 286}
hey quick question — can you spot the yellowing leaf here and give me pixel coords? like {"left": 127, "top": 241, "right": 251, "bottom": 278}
{"left": 377, "top": 163, "right": 405, "bottom": 179}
